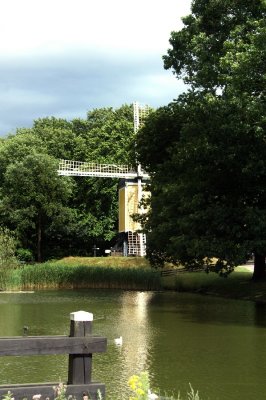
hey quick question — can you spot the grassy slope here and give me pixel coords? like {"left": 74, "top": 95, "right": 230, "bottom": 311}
{"left": 163, "top": 266, "right": 266, "bottom": 303}
{"left": 6, "top": 257, "right": 266, "bottom": 303}
{"left": 52, "top": 258, "right": 266, "bottom": 303}
{"left": 54, "top": 256, "right": 150, "bottom": 268}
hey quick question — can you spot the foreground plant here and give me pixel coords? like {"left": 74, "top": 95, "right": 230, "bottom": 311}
{"left": 186, "top": 383, "right": 201, "bottom": 400}
{"left": 128, "top": 371, "right": 155, "bottom": 400}
{"left": 53, "top": 383, "right": 68, "bottom": 400}
{"left": 1, "top": 377, "right": 201, "bottom": 400}
{"left": 1, "top": 391, "right": 14, "bottom": 400}
{"left": 128, "top": 372, "right": 202, "bottom": 400}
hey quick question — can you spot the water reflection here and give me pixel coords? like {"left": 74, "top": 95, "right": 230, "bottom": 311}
{"left": 94, "top": 291, "right": 156, "bottom": 398}
{"left": 254, "top": 302, "right": 266, "bottom": 327}
{"left": 0, "top": 290, "right": 266, "bottom": 400}
{"left": 148, "top": 291, "right": 264, "bottom": 328}
{"left": 118, "top": 292, "right": 154, "bottom": 373}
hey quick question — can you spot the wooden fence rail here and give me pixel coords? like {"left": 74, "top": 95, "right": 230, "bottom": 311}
{"left": 0, "top": 311, "right": 107, "bottom": 400}
{"left": 160, "top": 268, "right": 204, "bottom": 276}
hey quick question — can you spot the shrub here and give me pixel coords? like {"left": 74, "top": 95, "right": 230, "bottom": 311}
{"left": 0, "top": 227, "right": 18, "bottom": 289}
{"left": 16, "top": 248, "right": 34, "bottom": 263}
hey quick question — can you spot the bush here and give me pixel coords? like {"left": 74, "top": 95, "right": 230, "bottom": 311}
{"left": 0, "top": 227, "right": 18, "bottom": 289}
{"left": 16, "top": 248, "right": 34, "bottom": 263}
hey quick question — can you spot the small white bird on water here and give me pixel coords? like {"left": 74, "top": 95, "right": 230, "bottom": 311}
{"left": 114, "top": 336, "right": 123, "bottom": 345}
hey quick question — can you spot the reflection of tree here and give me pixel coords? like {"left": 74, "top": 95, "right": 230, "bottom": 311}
{"left": 0, "top": 299, "right": 23, "bottom": 336}
{"left": 254, "top": 303, "right": 266, "bottom": 328}
{"left": 0, "top": 293, "right": 72, "bottom": 385}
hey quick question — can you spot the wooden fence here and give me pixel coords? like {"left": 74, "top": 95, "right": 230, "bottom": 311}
{"left": 160, "top": 268, "right": 204, "bottom": 276}
{"left": 0, "top": 311, "right": 107, "bottom": 400}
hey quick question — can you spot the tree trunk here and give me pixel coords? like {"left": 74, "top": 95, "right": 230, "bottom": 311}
{"left": 37, "top": 214, "right": 42, "bottom": 263}
{"left": 252, "top": 253, "right": 266, "bottom": 281}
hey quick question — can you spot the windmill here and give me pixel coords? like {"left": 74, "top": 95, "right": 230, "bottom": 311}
{"left": 57, "top": 102, "right": 150, "bottom": 256}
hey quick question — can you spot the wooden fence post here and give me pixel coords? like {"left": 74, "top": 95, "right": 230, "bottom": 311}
{"left": 68, "top": 310, "right": 94, "bottom": 385}
{"left": 0, "top": 310, "right": 106, "bottom": 400}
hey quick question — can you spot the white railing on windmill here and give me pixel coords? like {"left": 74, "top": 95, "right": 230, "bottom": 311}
{"left": 57, "top": 160, "right": 149, "bottom": 180}
{"left": 57, "top": 102, "right": 150, "bottom": 257}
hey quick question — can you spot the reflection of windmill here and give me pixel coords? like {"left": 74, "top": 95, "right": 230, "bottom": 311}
{"left": 58, "top": 102, "right": 150, "bottom": 256}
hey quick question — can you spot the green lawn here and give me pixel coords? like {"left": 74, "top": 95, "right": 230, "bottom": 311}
{"left": 163, "top": 266, "right": 266, "bottom": 303}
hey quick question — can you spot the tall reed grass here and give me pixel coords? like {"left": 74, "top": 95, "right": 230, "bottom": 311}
{"left": 7, "top": 262, "right": 162, "bottom": 291}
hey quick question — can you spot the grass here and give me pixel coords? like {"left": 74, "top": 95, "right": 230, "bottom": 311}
{"left": 2, "top": 258, "right": 161, "bottom": 291}
{"left": 162, "top": 265, "right": 266, "bottom": 302}
{"left": 1, "top": 257, "right": 265, "bottom": 304}
{"left": 53, "top": 256, "right": 151, "bottom": 268}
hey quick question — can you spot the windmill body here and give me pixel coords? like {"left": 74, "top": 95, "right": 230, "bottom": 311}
{"left": 58, "top": 102, "right": 150, "bottom": 256}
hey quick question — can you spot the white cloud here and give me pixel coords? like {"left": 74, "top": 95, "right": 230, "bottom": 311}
{"left": 0, "top": 0, "right": 192, "bottom": 135}
{"left": 0, "top": 0, "right": 191, "bottom": 54}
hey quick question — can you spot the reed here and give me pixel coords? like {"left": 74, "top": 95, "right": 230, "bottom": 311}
{"left": 7, "top": 262, "right": 161, "bottom": 291}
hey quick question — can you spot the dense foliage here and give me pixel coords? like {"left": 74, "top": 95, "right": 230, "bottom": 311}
{"left": 0, "top": 227, "right": 18, "bottom": 288}
{"left": 0, "top": 105, "right": 135, "bottom": 261}
{"left": 137, "top": 0, "right": 266, "bottom": 279}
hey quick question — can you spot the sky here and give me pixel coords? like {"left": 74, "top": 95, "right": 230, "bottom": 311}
{"left": 0, "top": 0, "right": 191, "bottom": 137}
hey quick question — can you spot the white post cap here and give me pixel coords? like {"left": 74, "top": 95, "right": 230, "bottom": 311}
{"left": 70, "top": 311, "right": 94, "bottom": 322}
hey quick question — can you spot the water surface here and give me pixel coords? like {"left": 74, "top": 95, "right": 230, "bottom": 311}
{"left": 0, "top": 290, "right": 265, "bottom": 400}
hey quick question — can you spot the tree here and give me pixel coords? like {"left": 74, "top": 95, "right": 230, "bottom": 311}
{"left": 0, "top": 130, "right": 44, "bottom": 181}
{"left": 1, "top": 152, "right": 73, "bottom": 262}
{"left": 32, "top": 117, "right": 80, "bottom": 160}
{"left": 0, "top": 227, "right": 18, "bottom": 289}
{"left": 0, "top": 104, "right": 136, "bottom": 260}
{"left": 0, "top": 227, "right": 18, "bottom": 287}
{"left": 137, "top": 0, "right": 266, "bottom": 279}
{"left": 163, "top": 0, "right": 264, "bottom": 91}
{"left": 139, "top": 94, "right": 266, "bottom": 274}
{"left": 85, "top": 104, "right": 135, "bottom": 164}
{"left": 69, "top": 105, "right": 136, "bottom": 250}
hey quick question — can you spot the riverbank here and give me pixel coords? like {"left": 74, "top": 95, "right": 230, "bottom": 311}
{"left": 163, "top": 265, "right": 266, "bottom": 303}
{"left": 2, "top": 257, "right": 265, "bottom": 303}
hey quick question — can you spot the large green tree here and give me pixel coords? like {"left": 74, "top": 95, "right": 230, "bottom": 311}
{"left": 163, "top": 0, "right": 264, "bottom": 91}
{"left": 0, "top": 104, "right": 136, "bottom": 260}
{"left": 1, "top": 152, "right": 73, "bottom": 262}
{"left": 58, "top": 105, "right": 135, "bottom": 253}
{"left": 137, "top": 0, "right": 266, "bottom": 279}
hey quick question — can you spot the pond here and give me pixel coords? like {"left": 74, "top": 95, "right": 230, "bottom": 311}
{"left": 0, "top": 290, "right": 266, "bottom": 400}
